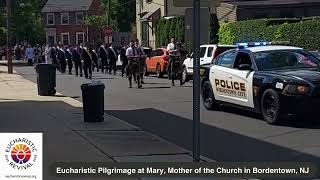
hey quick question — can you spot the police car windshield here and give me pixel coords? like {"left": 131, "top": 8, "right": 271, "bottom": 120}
{"left": 253, "top": 50, "right": 320, "bottom": 71}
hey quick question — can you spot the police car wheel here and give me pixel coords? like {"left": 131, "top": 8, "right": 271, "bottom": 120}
{"left": 202, "top": 81, "right": 216, "bottom": 110}
{"left": 261, "top": 89, "right": 281, "bottom": 124}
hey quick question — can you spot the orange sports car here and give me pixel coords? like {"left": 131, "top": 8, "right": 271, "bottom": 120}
{"left": 145, "top": 48, "right": 169, "bottom": 78}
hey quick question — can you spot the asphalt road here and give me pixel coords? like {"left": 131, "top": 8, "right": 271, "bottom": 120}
{"left": 14, "top": 66, "right": 320, "bottom": 162}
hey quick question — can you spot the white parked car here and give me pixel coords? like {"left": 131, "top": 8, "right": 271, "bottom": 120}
{"left": 182, "top": 44, "right": 236, "bottom": 83}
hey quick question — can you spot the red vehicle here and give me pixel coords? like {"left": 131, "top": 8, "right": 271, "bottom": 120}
{"left": 145, "top": 48, "right": 169, "bottom": 78}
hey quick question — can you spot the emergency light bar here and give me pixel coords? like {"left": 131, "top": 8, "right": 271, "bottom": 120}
{"left": 236, "top": 41, "right": 290, "bottom": 48}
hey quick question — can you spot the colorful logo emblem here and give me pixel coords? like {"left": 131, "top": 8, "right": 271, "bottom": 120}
{"left": 11, "top": 144, "right": 32, "bottom": 164}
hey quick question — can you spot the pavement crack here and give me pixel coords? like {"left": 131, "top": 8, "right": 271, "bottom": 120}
{"left": 72, "top": 130, "right": 117, "bottom": 162}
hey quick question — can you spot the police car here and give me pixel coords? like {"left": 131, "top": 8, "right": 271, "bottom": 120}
{"left": 200, "top": 42, "right": 320, "bottom": 124}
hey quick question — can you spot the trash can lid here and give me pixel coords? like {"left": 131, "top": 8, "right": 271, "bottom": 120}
{"left": 81, "top": 81, "right": 105, "bottom": 89}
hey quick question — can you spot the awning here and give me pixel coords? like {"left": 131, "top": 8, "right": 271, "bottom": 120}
{"left": 140, "top": 8, "right": 161, "bottom": 22}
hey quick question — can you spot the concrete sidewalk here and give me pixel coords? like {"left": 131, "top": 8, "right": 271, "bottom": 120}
{"left": 0, "top": 66, "right": 215, "bottom": 180}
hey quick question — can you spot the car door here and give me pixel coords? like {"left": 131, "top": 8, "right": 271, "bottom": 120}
{"left": 225, "top": 51, "right": 255, "bottom": 108}
{"left": 149, "top": 50, "right": 159, "bottom": 72}
{"left": 202, "top": 46, "right": 214, "bottom": 65}
{"left": 210, "top": 50, "right": 237, "bottom": 102}
{"left": 200, "top": 46, "right": 207, "bottom": 65}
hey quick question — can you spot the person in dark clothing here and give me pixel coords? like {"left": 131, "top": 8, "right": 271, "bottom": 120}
{"left": 57, "top": 43, "right": 67, "bottom": 73}
{"left": 50, "top": 46, "right": 57, "bottom": 65}
{"left": 91, "top": 47, "right": 99, "bottom": 72}
{"left": 120, "top": 42, "right": 128, "bottom": 77}
{"left": 135, "top": 40, "right": 146, "bottom": 84}
{"left": 108, "top": 43, "right": 117, "bottom": 75}
{"left": 82, "top": 46, "right": 92, "bottom": 79}
{"left": 65, "top": 45, "right": 73, "bottom": 75}
{"left": 72, "top": 45, "right": 83, "bottom": 77}
{"left": 99, "top": 44, "right": 109, "bottom": 73}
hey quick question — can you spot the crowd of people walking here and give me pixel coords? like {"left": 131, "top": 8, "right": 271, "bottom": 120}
{"left": 12, "top": 37, "right": 187, "bottom": 88}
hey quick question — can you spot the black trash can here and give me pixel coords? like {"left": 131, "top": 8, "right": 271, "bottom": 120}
{"left": 81, "top": 82, "right": 105, "bottom": 123}
{"left": 35, "top": 64, "right": 56, "bottom": 96}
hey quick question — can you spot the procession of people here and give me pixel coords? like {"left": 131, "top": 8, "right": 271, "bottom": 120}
{"left": 14, "top": 37, "right": 187, "bottom": 88}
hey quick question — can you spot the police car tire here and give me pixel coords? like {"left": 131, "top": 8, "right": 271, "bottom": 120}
{"left": 202, "top": 81, "right": 216, "bottom": 110}
{"left": 261, "top": 89, "right": 281, "bottom": 124}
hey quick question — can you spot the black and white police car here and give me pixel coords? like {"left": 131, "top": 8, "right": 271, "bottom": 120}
{"left": 200, "top": 42, "right": 320, "bottom": 124}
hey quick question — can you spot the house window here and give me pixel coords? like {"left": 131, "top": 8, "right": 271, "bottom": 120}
{"left": 61, "top": 12, "right": 69, "bottom": 25}
{"left": 47, "top": 13, "right": 54, "bottom": 25}
{"left": 146, "top": 0, "right": 152, "bottom": 3}
{"left": 61, "top": 33, "right": 70, "bottom": 45}
{"left": 76, "top": 32, "right": 85, "bottom": 45}
{"left": 76, "top": 12, "right": 84, "bottom": 24}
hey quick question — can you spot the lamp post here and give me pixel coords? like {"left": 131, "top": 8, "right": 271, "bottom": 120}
{"left": 193, "top": 0, "right": 201, "bottom": 162}
{"left": 6, "top": 0, "right": 13, "bottom": 74}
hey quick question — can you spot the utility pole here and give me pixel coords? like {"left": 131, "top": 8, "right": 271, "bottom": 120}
{"left": 192, "top": 0, "right": 201, "bottom": 162}
{"left": 6, "top": 0, "right": 13, "bottom": 74}
{"left": 107, "top": 0, "right": 111, "bottom": 44}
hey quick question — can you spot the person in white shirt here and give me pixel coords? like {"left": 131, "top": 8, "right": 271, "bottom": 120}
{"left": 25, "top": 44, "right": 34, "bottom": 66}
{"left": 44, "top": 44, "right": 52, "bottom": 64}
{"left": 167, "top": 37, "right": 178, "bottom": 80}
{"left": 126, "top": 40, "right": 142, "bottom": 88}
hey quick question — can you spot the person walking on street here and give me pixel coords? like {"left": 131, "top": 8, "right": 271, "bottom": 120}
{"left": 50, "top": 45, "right": 58, "bottom": 66}
{"left": 167, "top": 37, "right": 178, "bottom": 79}
{"left": 120, "top": 42, "right": 128, "bottom": 77}
{"left": 34, "top": 44, "right": 41, "bottom": 64}
{"left": 14, "top": 44, "right": 21, "bottom": 61}
{"left": 25, "top": 44, "right": 34, "bottom": 66}
{"left": 57, "top": 43, "right": 67, "bottom": 73}
{"left": 44, "top": 44, "right": 52, "bottom": 64}
{"left": 65, "top": 45, "right": 73, "bottom": 75}
{"left": 108, "top": 43, "right": 117, "bottom": 75}
{"left": 135, "top": 39, "right": 146, "bottom": 84}
{"left": 72, "top": 45, "right": 83, "bottom": 77}
{"left": 90, "top": 47, "right": 99, "bottom": 72}
{"left": 126, "top": 40, "right": 142, "bottom": 89}
{"left": 82, "top": 45, "right": 93, "bottom": 79}
{"left": 99, "top": 44, "right": 109, "bottom": 73}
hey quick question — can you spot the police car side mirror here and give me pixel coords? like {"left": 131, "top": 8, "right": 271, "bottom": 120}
{"left": 238, "top": 64, "right": 252, "bottom": 71}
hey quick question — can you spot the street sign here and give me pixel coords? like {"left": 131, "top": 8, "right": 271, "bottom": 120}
{"left": 103, "top": 26, "right": 113, "bottom": 36}
{"left": 173, "top": 0, "right": 211, "bottom": 7}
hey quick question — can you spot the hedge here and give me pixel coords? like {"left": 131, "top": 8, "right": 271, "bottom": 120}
{"left": 219, "top": 18, "right": 320, "bottom": 50}
{"left": 155, "top": 16, "right": 185, "bottom": 48}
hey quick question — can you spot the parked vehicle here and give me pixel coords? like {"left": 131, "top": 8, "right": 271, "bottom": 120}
{"left": 145, "top": 48, "right": 169, "bottom": 78}
{"left": 182, "top": 44, "right": 236, "bottom": 83}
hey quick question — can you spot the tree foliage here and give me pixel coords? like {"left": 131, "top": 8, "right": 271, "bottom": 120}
{"left": 0, "top": 0, "right": 46, "bottom": 46}
{"left": 101, "top": 0, "right": 135, "bottom": 32}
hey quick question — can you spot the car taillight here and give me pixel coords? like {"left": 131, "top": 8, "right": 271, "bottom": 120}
{"left": 164, "top": 56, "right": 169, "bottom": 61}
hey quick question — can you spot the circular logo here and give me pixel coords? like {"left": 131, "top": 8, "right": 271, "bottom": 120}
{"left": 10, "top": 144, "right": 32, "bottom": 164}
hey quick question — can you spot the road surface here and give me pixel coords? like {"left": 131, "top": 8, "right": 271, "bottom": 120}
{"left": 15, "top": 66, "right": 320, "bottom": 162}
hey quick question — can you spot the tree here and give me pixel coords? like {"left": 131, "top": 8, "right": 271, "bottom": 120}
{"left": 209, "top": 13, "right": 220, "bottom": 44}
{"left": 163, "top": 18, "right": 172, "bottom": 45}
{"left": 175, "top": 16, "right": 185, "bottom": 43}
{"left": 169, "top": 17, "right": 176, "bottom": 40}
{"left": 155, "top": 19, "right": 165, "bottom": 48}
{"left": 101, "top": 0, "right": 136, "bottom": 32}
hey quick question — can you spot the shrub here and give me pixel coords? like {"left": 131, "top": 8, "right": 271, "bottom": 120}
{"left": 218, "top": 18, "right": 320, "bottom": 50}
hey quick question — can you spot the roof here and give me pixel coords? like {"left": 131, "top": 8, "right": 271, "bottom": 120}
{"left": 201, "top": 44, "right": 237, "bottom": 48}
{"left": 222, "top": 0, "right": 320, "bottom": 7}
{"left": 246, "top": 45, "right": 302, "bottom": 53}
{"left": 42, "top": 0, "right": 93, "bottom": 12}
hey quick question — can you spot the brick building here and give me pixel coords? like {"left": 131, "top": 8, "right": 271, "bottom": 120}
{"left": 217, "top": 0, "right": 320, "bottom": 23}
{"left": 41, "top": 0, "right": 103, "bottom": 46}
